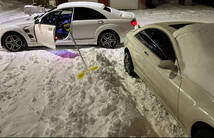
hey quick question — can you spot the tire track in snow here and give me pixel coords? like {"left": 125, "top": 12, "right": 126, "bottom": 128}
{"left": 0, "top": 52, "right": 16, "bottom": 73}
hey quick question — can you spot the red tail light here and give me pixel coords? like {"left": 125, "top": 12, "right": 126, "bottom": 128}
{"left": 55, "top": 36, "right": 58, "bottom": 41}
{"left": 131, "top": 19, "right": 138, "bottom": 26}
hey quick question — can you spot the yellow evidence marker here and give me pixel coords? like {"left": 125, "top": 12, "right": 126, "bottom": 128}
{"left": 78, "top": 66, "right": 99, "bottom": 79}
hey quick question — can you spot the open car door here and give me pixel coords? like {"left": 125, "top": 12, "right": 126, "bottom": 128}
{"left": 35, "top": 24, "right": 56, "bottom": 49}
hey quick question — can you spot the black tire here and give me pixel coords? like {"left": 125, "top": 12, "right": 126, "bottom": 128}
{"left": 193, "top": 128, "right": 214, "bottom": 138}
{"left": 124, "top": 51, "right": 136, "bottom": 77}
{"left": 98, "top": 31, "right": 119, "bottom": 48}
{"left": 2, "top": 32, "right": 27, "bottom": 52}
{"left": 212, "top": 1, "right": 214, "bottom": 7}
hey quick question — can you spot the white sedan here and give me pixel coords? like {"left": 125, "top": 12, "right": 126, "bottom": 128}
{"left": 124, "top": 22, "right": 214, "bottom": 137}
{"left": 0, "top": 2, "right": 137, "bottom": 52}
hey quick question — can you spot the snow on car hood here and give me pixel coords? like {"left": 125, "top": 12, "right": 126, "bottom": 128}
{"left": 174, "top": 23, "right": 214, "bottom": 97}
{"left": 0, "top": 15, "right": 34, "bottom": 27}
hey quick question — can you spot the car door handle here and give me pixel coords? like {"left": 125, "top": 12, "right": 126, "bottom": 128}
{"left": 144, "top": 51, "right": 149, "bottom": 56}
{"left": 48, "top": 28, "right": 53, "bottom": 31}
{"left": 97, "top": 20, "right": 104, "bottom": 24}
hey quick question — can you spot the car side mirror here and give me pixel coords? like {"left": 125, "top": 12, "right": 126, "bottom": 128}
{"left": 158, "top": 60, "right": 178, "bottom": 72}
{"left": 34, "top": 15, "right": 39, "bottom": 20}
{"left": 35, "top": 19, "right": 40, "bottom": 24}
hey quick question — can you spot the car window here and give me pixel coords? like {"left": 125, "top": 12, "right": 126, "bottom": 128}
{"left": 135, "top": 31, "right": 167, "bottom": 60}
{"left": 108, "top": 7, "right": 122, "bottom": 16}
{"left": 40, "top": 10, "right": 61, "bottom": 25}
{"left": 73, "top": 7, "right": 106, "bottom": 20}
{"left": 55, "top": 9, "right": 73, "bottom": 40}
{"left": 40, "top": 9, "right": 73, "bottom": 26}
{"left": 61, "top": 9, "right": 73, "bottom": 15}
{"left": 104, "top": 7, "right": 111, "bottom": 12}
{"left": 57, "top": 8, "right": 73, "bottom": 25}
{"left": 144, "top": 28, "right": 176, "bottom": 62}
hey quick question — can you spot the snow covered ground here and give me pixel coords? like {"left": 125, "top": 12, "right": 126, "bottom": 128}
{"left": 0, "top": 0, "right": 27, "bottom": 24}
{"left": 1, "top": 1, "right": 214, "bottom": 137}
{"left": 0, "top": 48, "right": 154, "bottom": 137}
{"left": 133, "top": 3, "right": 214, "bottom": 26}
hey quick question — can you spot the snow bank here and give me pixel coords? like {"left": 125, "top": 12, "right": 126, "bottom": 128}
{"left": 0, "top": 0, "right": 27, "bottom": 11}
{"left": 0, "top": 47, "right": 184, "bottom": 137}
{"left": 132, "top": 3, "right": 214, "bottom": 26}
{"left": 0, "top": 0, "right": 27, "bottom": 25}
{"left": 94, "top": 48, "right": 185, "bottom": 137}
{"left": 0, "top": 49, "right": 157, "bottom": 137}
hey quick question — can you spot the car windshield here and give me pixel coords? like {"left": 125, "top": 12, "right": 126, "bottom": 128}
{"left": 34, "top": 6, "right": 57, "bottom": 20}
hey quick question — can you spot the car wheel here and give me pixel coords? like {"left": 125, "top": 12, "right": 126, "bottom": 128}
{"left": 193, "top": 128, "right": 214, "bottom": 138}
{"left": 212, "top": 1, "right": 214, "bottom": 7}
{"left": 124, "top": 51, "right": 136, "bottom": 77}
{"left": 98, "top": 31, "right": 119, "bottom": 48}
{"left": 3, "top": 33, "right": 27, "bottom": 52}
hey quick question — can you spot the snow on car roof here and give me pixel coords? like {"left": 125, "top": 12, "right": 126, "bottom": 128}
{"left": 173, "top": 23, "right": 209, "bottom": 38}
{"left": 57, "top": 1, "right": 105, "bottom": 9}
{"left": 146, "top": 22, "right": 198, "bottom": 33}
{"left": 173, "top": 23, "right": 214, "bottom": 97}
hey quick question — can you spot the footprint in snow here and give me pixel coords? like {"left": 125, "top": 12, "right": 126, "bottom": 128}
{"left": 32, "top": 97, "right": 37, "bottom": 103}
{"left": 97, "top": 103, "right": 117, "bottom": 116}
{"left": 20, "top": 65, "right": 26, "bottom": 70}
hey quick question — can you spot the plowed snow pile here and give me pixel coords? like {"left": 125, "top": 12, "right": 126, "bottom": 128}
{"left": 1, "top": 1, "right": 214, "bottom": 137}
{"left": 133, "top": 3, "right": 214, "bottom": 25}
{"left": 0, "top": 49, "right": 157, "bottom": 137}
{"left": 0, "top": 0, "right": 27, "bottom": 24}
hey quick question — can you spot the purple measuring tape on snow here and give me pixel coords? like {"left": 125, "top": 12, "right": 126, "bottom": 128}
{"left": 51, "top": 50, "right": 79, "bottom": 59}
